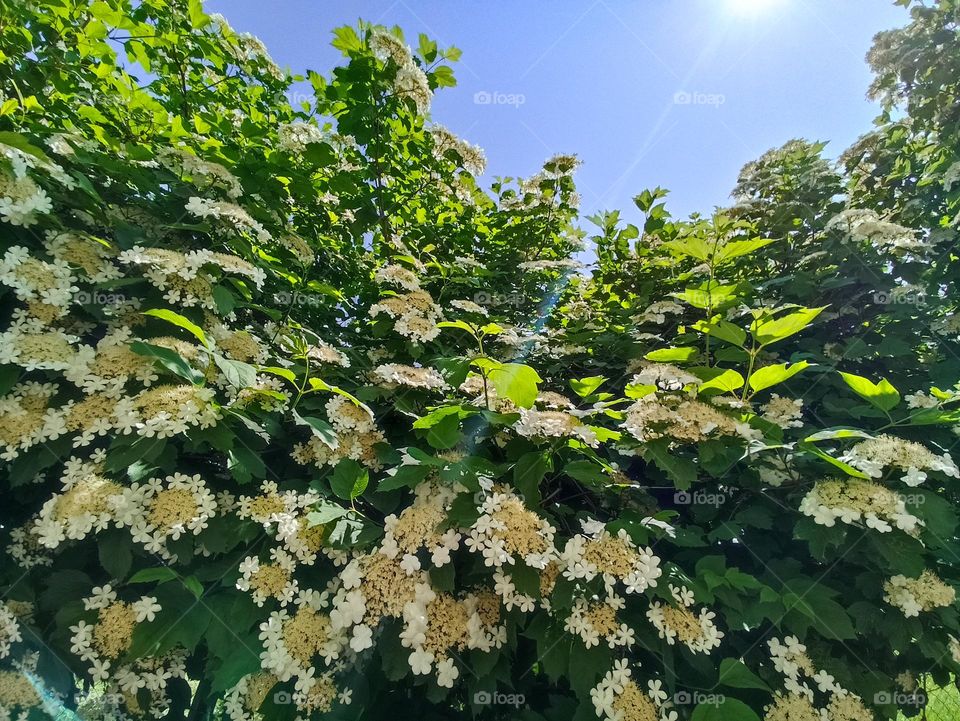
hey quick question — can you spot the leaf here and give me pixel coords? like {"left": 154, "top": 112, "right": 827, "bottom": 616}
{"left": 142, "top": 308, "right": 209, "bottom": 347}
{"left": 486, "top": 362, "right": 542, "bottom": 409}
{"left": 330, "top": 459, "right": 369, "bottom": 500}
{"left": 690, "top": 698, "right": 761, "bottom": 721}
{"left": 130, "top": 341, "right": 204, "bottom": 385}
{"left": 211, "top": 285, "right": 236, "bottom": 315}
{"left": 718, "top": 658, "right": 771, "bottom": 691}
{"left": 570, "top": 376, "right": 606, "bottom": 398}
{"left": 838, "top": 372, "right": 900, "bottom": 411}
{"left": 377, "top": 463, "right": 431, "bottom": 493}
{"left": 749, "top": 361, "right": 811, "bottom": 392}
{"left": 692, "top": 367, "right": 745, "bottom": 394}
{"left": 564, "top": 460, "right": 607, "bottom": 485}
{"left": 645, "top": 346, "right": 698, "bottom": 362}
{"left": 128, "top": 567, "right": 178, "bottom": 584}
{"left": 644, "top": 438, "right": 697, "bottom": 490}
{"left": 752, "top": 307, "right": 825, "bottom": 347}
{"left": 213, "top": 354, "right": 257, "bottom": 389}
{"left": 692, "top": 318, "right": 747, "bottom": 348}
{"left": 674, "top": 284, "right": 740, "bottom": 309}
{"left": 306, "top": 501, "right": 351, "bottom": 526}
{"left": 260, "top": 366, "right": 297, "bottom": 383}
{"left": 799, "top": 442, "right": 870, "bottom": 479}
{"left": 98, "top": 533, "right": 132, "bottom": 580}
{"left": 293, "top": 412, "right": 338, "bottom": 449}
{"left": 513, "top": 452, "right": 551, "bottom": 503}
{"left": 714, "top": 238, "right": 776, "bottom": 265}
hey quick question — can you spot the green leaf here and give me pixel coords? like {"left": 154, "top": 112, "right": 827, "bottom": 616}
{"left": 644, "top": 438, "right": 697, "bottom": 490}
{"left": 514, "top": 451, "right": 551, "bottom": 503}
{"left": 128, "top": 567, "right": 178, "bottom": 584}
{"left": 130, "top": 341, "right": 204, "bottom": 385}
{"left": 714, "top": 238, "right": 776, "bottom": 265}
{"left": 330, "top": 459, "right": 369, "bottom": 500}
{"left": 692, "top": 318, "right": 747, "bottom": 348}
{"left": 718, "top": 658, "right": 771, "bottom": 691}
{"left": 838, "top": 372, "right": 900, "bottom": 411}
{"left": 211, "top": 285, "right": 236, "bottom": 315}
{"left": 674, "top": 284, "right": 740, "bottom": 309}
{"left": 306, "top": 501, "right": 351, "bottom": 526}
{"left": 142, "top": 308, "right": 209, "bottom": 347}
{"left": 486, "top": 362, "right": 542, "bottom": 409}
{"left": 293, "top": 412, "right": 338, "bottom": 449}
{"left": 261, "top": 366, "right": 297, "bottom": 383}
{"left": 752, "top": 307, "right": 825, "bottom": 347}
{"left": 690, "top": 698, "right": 761, "bottom": 721}
{"left": 377, "top": 463, "right": 431, "bottom": 493}
{"left": 570, "top": 376, "right": 605, "bottom": 397}
{"left": 564, "top": 460, "right": 607, "bottom": 485}
{"left": 213, "top": 354, "right": 257, "bottom": 389}
{"left": 800, "top": 442, "right": 870, "bottom": 479}
{"left": 693, "top": 367, "right": 745, "bottom": 394}
{"left": 645, "top": 346, "right": 698, "bottom": 362}
{"left": 749, "top": 361, "right": 811, "bottom": 392}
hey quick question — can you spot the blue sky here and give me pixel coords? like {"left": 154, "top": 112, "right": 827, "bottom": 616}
{"left": 207, "top": 0, "right": 907, "bottom": 225}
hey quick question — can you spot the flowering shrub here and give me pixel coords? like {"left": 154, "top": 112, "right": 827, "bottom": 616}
{"left": 1, "top": 1, "right": 959, "bottom": 720}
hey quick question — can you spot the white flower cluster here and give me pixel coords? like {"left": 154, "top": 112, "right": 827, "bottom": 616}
{"left": 277, "top": 121, "right": 326, "bottom": 153}
{"left": 591, "top": 659, "right": 674, "bottom": 721}
{"left": 646, "top": 584, "right": 723, "bottom": 654}
{"left": 465, "top": 487, "right": 556, "bottom": 568}
{"left": 564, "top": 595, "right": 635, "bottom": 649}
{"left": 560, "top": 525, "right": 662, "bottom": 596}
{"left": 369, "top": 289, "right": 444, "bottom": 343}
{"left": 371, "top": 363, "right": 449, "bottom": 391}
{"left": 765, "top": 636, "right": 874, "bottom": 721}
{"left": 842, "top": 434, "right": 958, "bottom": 486}
{"left": 883, "top": 570, "right": 956, "bottom": 617}
{"left": 0, "top": 603, "right": 22, "bottom": 660}
{"left": 826, "top": 208, "right": 930, "bottom": 253}
{"left": 514, "top": 407, "right": 600, "bottom": 447}
{"left": 111, "top": 472, "right": 218, "bottom": 560}
{"left": 0, "top": 140, "right": 74, "bottom": 226}
{"left": 368, "top": 29, "right": 432, "bottom": 115}
{"left": 185, "top": 196, "right": 271, "bottom": 244}
{"left": 799, "top": 478, "right": 921, "bottom": 533}
{"left": 158, "top": 147, "right": 242, "bottom": 199}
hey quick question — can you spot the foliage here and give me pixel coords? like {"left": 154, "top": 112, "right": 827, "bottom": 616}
{"left": 0, "top": 1, "right": 959, "bottom": 721}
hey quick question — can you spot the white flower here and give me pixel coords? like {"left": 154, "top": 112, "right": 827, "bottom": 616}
{"left": 350, "top": 624, "right": 374, "bottom": 652}
{"left": 408, "top": 648, "right": 434, "bottom": 675}
{"left": 436, "top": 657, "right": 460, "bottom": 688}
{"left": 133, "top": 596, "right": 161, "bottom": 622}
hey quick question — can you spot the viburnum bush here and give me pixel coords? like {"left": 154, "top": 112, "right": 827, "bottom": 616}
{"left": 1, "top": 1, "right": 959, "bottom": 720}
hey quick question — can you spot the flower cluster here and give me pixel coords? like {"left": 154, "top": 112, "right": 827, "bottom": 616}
{"left": 883, "top": 570, "right": 956, "bottom": 617}
{"left": 368, "top": 29, "right": 432, "bottom": 115}
{"left": 590, "top": 660, "right": 673, "bottom": 721}
{"left": 764, "top": 636, "right": 874, "bottom": 721}
{"left": 842, "top": 434, "right": 958, "bottom": 485}
{"left": 646, "top": 585, "right": 723, "bottom": 654}
{"left": 369, "top": 289, "right": 444, "bottom": 343}
{"left": 799, "top": 478, "right": 921, "bottom": 533}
